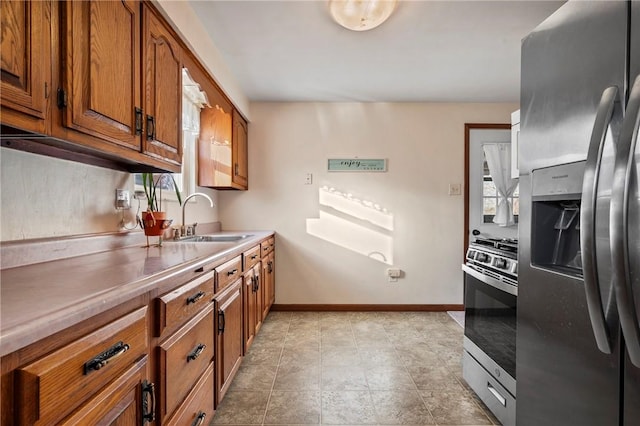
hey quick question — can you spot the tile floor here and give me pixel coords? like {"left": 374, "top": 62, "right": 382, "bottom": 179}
{"left": 211, "top": 311, "right": 500, "bottom": 426}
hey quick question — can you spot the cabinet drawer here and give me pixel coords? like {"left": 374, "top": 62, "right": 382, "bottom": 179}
{"left": 59, "top": 356, "right": 150, "bottom": 425}
{"left": 215, "top": 256, "right": 242, "bottom": 292}
{"left": 156, "top": 271, "right": 214, "bottom": 338}
{"left": 261, "top": 237, "right": 275, "bottom": 257}
{"left": 16, "top": 306, "right": 148, "bottom": 425}
{"left": 159, "top": 303, "right": 214, "bottom": 421}
{"left": 243, "top": 245, "right": 261, "bottom": 270}
{"left": 166, "top": 363, "right": 214, "bottom": 426}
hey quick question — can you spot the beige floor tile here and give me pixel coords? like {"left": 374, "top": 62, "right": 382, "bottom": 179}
{"left": 230, "top": 363, "right": 277, "bottom": 391}
{"left": 264, "top": 391, "right": 321, "bottom": 424}
{"left": 321, "top": 391, "right": 377, "bottom": 424}
{"left": 357, "top": 347, "right": 402, "bottom": 367}
{"left": 280, "top": 347, "right": 321, "bottom": 366}
{"left": 244, "top": 346, "right": 283, "bottom": 366}
{"left": 321, "top": 346, "right": 361, "bottom": 366}
{"left": 212, "top": 390, "right": 270, "bottom": 424}
{"left": 370, "top": 390, "right": 435, "bottom": 425}
{"left": 210, "top": 311, "right": 498, "bottom": 426}
{"left": 364, "top": 365, "right": 416, "bottom": 390}
{"left": 321, "top": 365, "right": 368, "bottom": 391}
{"left": 406, "top": 364, "right": 459, "bottom": 390}
{"left": 419, "top": 389, "right": 493, "bottom": 425}
{"left": 355, "top": 332, "right": 393, "bottom": 347}
{"left": 321, "top": 331, "right": 356, "bottom": 347}
{"left": 274, "top": 363, "right": 320, "bottom": 390}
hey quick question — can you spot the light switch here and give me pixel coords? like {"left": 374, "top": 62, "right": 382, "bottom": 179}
{"left": 448, "top": 183, "right": 462, "bottom": 196}
{"left": 305, "top": 173, "right": 313, "bottom": 185}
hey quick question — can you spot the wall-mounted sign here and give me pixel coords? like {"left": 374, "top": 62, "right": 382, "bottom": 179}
{"left": 327, "top": 158, "right": 387, "bottom": 172}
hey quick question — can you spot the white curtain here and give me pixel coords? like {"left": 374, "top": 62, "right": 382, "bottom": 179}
{"left": 483, "top": 143, "right": 519, "bottom": 227}
{"left": 180, "top": 69, "right": 209, "bottom": 195}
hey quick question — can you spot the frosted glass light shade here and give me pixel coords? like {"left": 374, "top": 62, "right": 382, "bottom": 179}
{"left": 329, "top": 0, "right": 397, "bottom": 31}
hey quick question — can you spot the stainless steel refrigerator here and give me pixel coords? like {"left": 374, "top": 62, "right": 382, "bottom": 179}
{"left": 518, "top": 1, "right": 640, "bottom": 425}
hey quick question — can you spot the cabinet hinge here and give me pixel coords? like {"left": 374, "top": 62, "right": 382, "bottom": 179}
{"left": 57, "top": 88, "right": 67, "bottom": 109}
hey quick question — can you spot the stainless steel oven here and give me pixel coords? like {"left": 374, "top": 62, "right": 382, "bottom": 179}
{"left": 462, "top": 238, "right": 518, "bottom": 426}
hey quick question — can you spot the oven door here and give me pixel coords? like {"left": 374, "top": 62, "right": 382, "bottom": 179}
{"left": 463, "top": 265, "right": 517, "bottom": 381}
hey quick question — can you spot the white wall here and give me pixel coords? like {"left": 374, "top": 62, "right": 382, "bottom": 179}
{"left": 0, "top": 149, "right": 218, "bottom": 242}
{"left": 154, "top": 0, "right": 250, "bottom": 118}
{"left": 219, "top": 102, "right": 517, "bottom": 305}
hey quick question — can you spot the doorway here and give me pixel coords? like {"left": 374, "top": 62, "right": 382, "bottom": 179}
{"left": 464, "top": 123, "right": 516, "bottom": 253}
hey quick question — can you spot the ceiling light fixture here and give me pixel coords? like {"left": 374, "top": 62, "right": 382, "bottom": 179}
{"left": 329, "top": 0, "right": 398, "bottom": 32}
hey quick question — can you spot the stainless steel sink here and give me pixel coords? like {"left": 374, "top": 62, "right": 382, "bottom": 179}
{"left": 177, "top": 234, "right": 253, "bottom": 242}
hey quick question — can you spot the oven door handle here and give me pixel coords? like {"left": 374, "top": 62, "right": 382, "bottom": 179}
{"left": 580, "top": 86, "right": 618, "bottom": 354}
{"left": 462, "top": 264, "right": 517, "bottom": 297}
{"left": 611, "top": 74, "right": 640, "bottom": 367}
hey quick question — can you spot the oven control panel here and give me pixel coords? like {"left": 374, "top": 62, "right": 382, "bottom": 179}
{"left": 466, "top": 247, "right": 518, "bottom": 280}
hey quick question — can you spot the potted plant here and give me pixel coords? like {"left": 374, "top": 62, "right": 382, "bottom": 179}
{"left": 140, "top": 173, "right": 182, "bottom": 238}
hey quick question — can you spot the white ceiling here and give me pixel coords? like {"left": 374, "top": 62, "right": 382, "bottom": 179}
{"left": 188, "top": 0, "right": 565, "bottom": 103}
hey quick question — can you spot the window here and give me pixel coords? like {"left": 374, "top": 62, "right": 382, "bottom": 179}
{"left": 482, "top": 159, "right": 519, "bottom": 224}
{"left": 134, "top": 68, "right": 208, "bottom": 200}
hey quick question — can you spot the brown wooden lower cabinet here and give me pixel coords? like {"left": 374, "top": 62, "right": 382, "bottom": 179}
{"left": 60, "top": 356, "right": 153, "bottom": 425}
{"left": 262, "top": 251, "right": 275, "bottom": 319}
{"left": 165, "top": 362, "right": 214, "bottom": 426}
{"left": 15, "top": 307, "right": 149, "bottom": 425}
{"left": 2, "top": 235, "right": 275, "bottom": 425}
{"left": 215, "top": 279, "right": 243, "bottom": 405}
{"left": 158, "top": 303, "right": 214, "bottom": 423}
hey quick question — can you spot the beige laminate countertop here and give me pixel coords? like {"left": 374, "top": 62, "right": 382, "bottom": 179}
{"left": 0, "top": 231, "right": 273, "bottom": 357}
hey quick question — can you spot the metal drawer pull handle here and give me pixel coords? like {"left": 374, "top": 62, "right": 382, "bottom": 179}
{"left": 187, "top": 343, "right": 206, "bottom": 362}
{"left": 218, "top": 310, "right": 226, "bottom": 333}
{"left": 146, "top": 115, "right": 155, "bottom": 141}
{"left": 227, "top": 269, "right": 238, "bottom": 276}
{"left": 84, "top": 341, "right": 130, "bottom": 375}
{"left": 192, "top": 411, "right": 207, "bottom": 426}
{"left": 135, "top": 107, "right": 143, "bottom": 135}
{"left": 487, "top": 382, "right": 506, "bottom": 406}
{"left": 141, "top": 380, "right": 156, "bottom": 423}
{"left": 187, "top": 291, "right": 205, "bottom": 305}
{"left": 251, "top": 254, "right": 258, "bottom": 260}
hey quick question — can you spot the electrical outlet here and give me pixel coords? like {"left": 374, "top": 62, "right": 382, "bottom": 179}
{"left": 448, "top": 183, "right": 462, "bottom": 196}
{"left": 387, "top": 268, "right": 401, "bottom": 282}
{"left": 115, "top": 189, "right": 131, "bottom": 210}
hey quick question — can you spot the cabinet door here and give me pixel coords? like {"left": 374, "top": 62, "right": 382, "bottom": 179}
{"left": 60, "top": 356, "right": 154, "bottom": 426}
{"left": 142, "top": 5, "right": 182, "bottom": 166}
{"left": 158, "top": 304, "right": 214, "bottom": 422}
{"left": 266, "top": 252, "right": 275, "bottom": 311}
{"left": 260, "top": 258, "right": 271, "bottom": 321}
{"left": 198, "top": 100, "right": 233, "bottom": 188}
{"left": 215, "top": 279, "right": 243, "bottom": 405}
{"left": 243, "top": 270, "right": 257, "bottom": 354}
{"left": 63, "top": 0, "right": 141, "bottom": 150}
{"left": 1, "top": 0, "right": 48, "bottom": 130}
{"left": 232, "top": 109, "right": 248, "bottom": 189}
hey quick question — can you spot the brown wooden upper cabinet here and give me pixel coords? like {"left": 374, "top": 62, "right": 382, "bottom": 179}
{"left": 1, "top": 0, "right": 184, "bottom": 173}
{"left": 141, "top": 4, "right": 182, "bottom": 166}
{"left": 198, "top": 101, "right": 248, "bottom": 190}
{"left": 232, "top": 109, "right": 249, "bottom": 189}
{"left": 0, "top": 0, "right": 50, "bottom": 134}
{"left": 61, "top": 0, "right": 142, "bottom": 152}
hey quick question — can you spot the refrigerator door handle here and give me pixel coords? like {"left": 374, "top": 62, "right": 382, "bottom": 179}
{"left": 611, "top": 74, "right": 640, "bottom": 367}
{"left": 580, "top": 85, "right": 618, "bottom": 354}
